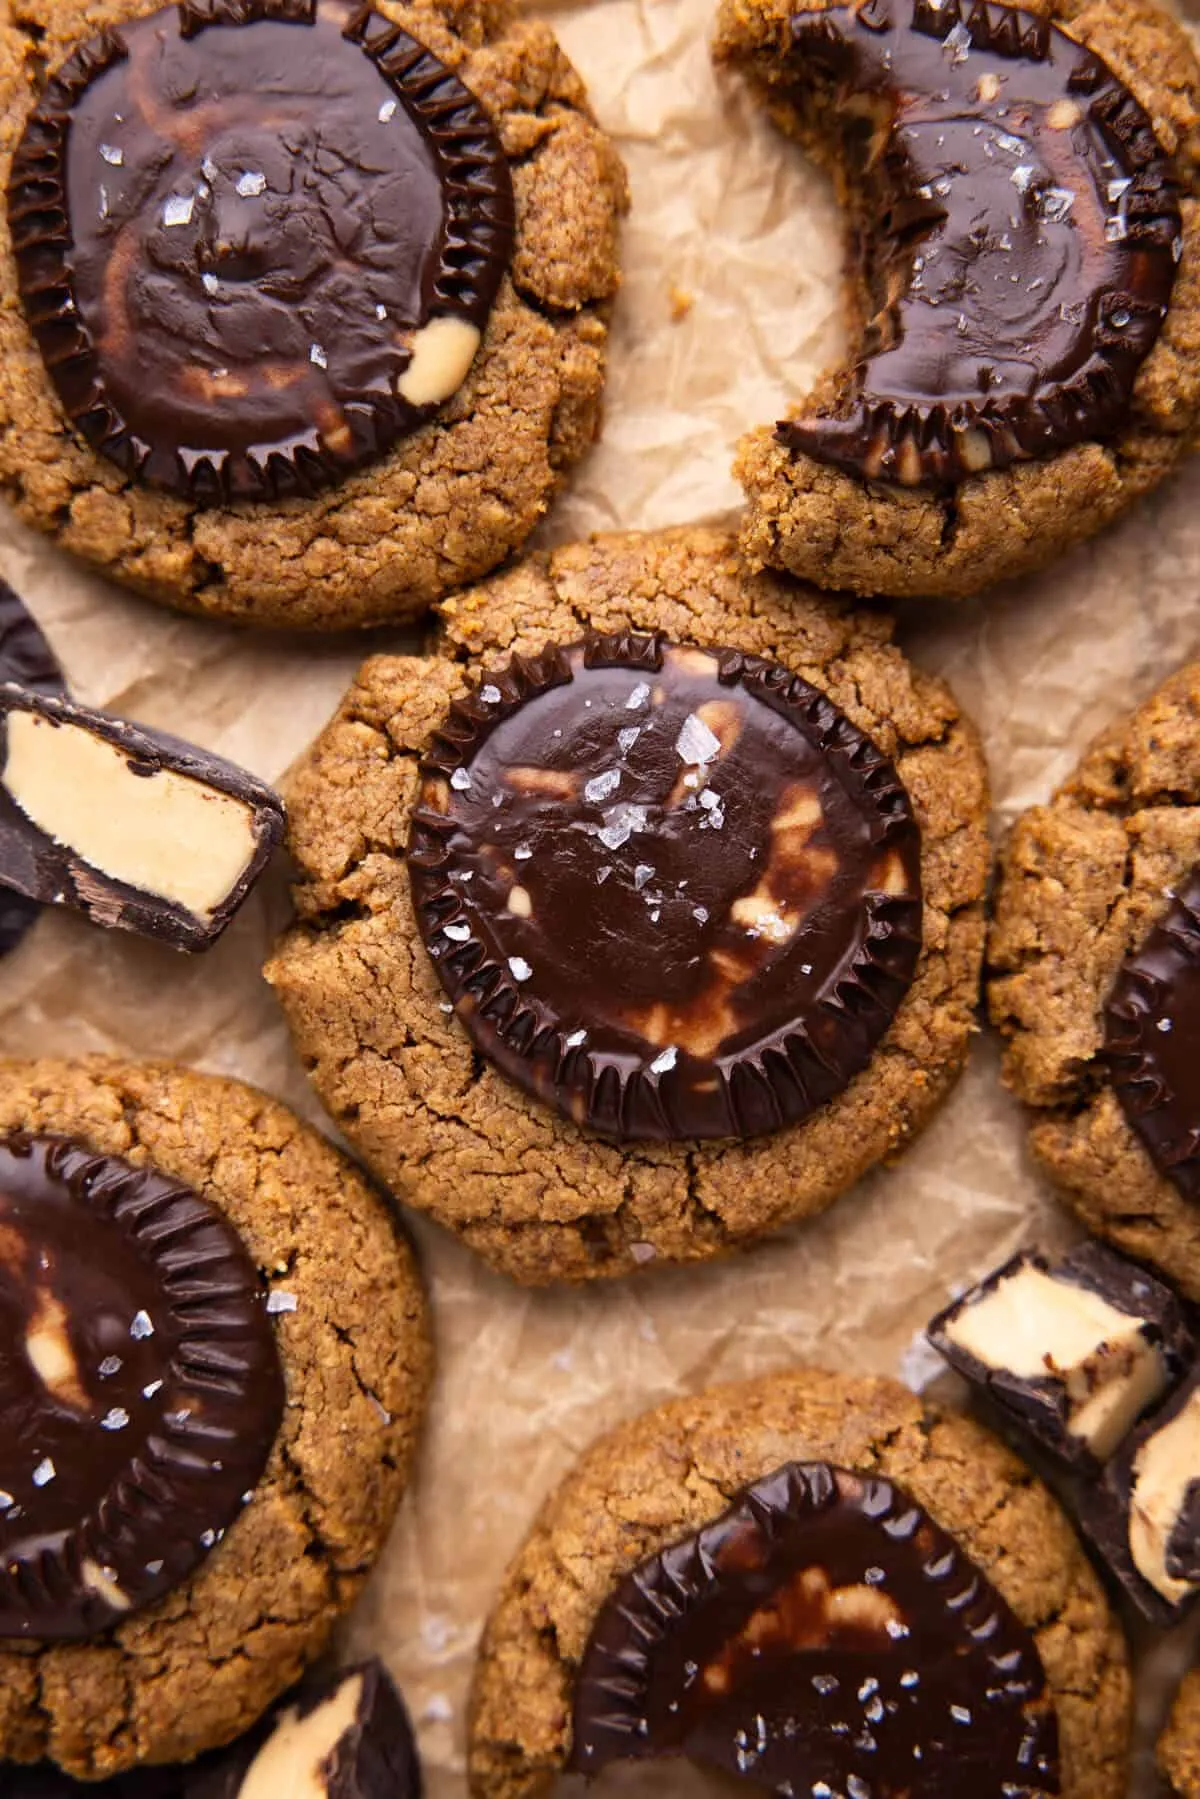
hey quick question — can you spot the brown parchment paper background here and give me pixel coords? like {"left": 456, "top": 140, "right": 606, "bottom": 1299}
{"left": 4, "top": 0, "right": 1200, "bottom": 1790}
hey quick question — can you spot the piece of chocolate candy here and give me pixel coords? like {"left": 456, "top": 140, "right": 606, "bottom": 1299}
{"left": 8, "top": 0, "right": 514, "bottom": 502}
{"left": 409, "top": 632, "right": 923, "bottom": 1142}
{"left": 0, "top": 1132, "right": 284, "bottom": 1640}
{"left": 0, "top": 684, "right": 286, "bottom": 952}
{"left": 569, "top": 1460, "right": 1059, "bottom": 1795}
{"left": 928, "top": 1242, "right": 1193, "bottom": 1468}
{"left": 775, "top": 0, "right": 1181, "bottom": 488}
{"left": 1104, "top": 866, "right": 1200, "bottom": 1202}
{"left": 0, "top": 583, "right": 65, "bottom": 959}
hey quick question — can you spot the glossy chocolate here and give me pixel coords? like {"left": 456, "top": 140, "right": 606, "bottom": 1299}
{"left": 778, "top": 0, "right": 1181, "bottom": 487}
{"left": 0, "top": 583, "right": 64, "bottom": 959}
{"left": 8, "top": 0, "right": 514, "bottom": 501}
{"left": 569, "top": 1461, "right": 1060, "bottom": 1795}
{"left": 409, "top": 633, "right": 923, "bottom": 1143}
{"left": 1104, "top": 867, "right": 1200, "bottom": 1201}
{"left": 0, "top": 1133, "right": 284, "bottom": 1640}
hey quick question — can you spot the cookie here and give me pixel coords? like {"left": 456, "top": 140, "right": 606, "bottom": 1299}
{"left": 989, "top": 660, "right": 1200, "bottom": 1302}
{"left": 1162, "top": 1669, "right": 1200, "bottom": 1799}
{"left": 0, "top": 581, "right": 64, "bottom": 960}
{"left": 0, "top": 0, "right": 627, "bottom": 630}
{"left": 0, "top": 1057, "right": 432, "bottom": 1781}
{"left": 714, "top": 0, "right": 1200, "bottom": 601}
{"left": 467, "top": 1366, "right": 1132, "bottom": 1798}
{"left": 265, "top": 527, "right": 990, "bottom": 1284}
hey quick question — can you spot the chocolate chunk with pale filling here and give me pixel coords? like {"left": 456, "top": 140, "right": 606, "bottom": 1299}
{"left": 775, "top": 0, "right": 1181, "bottom": 487}
{"left": 0, "top": 1132, "right": 283, "bottom": 1640}
{"left": 7, "top": 0, "right": 514, "bottom": 502}
{"left": 409, "top": 633, "right": 923, "bottom": 1143}
{"left": 0, "top": 583, "right": 64, "bottom": 960}
{"left": 928, "top": 1242, "right": 1193, "bottom": 1467}
{"left": 1104, "top": 866, "right": 1200, "bottom": 1202}
{"left": 0, "top": 685, "right": 286, "bottom": 952}
{"left": 569, "top": 1461, "right": 1060, "bottom": 1795}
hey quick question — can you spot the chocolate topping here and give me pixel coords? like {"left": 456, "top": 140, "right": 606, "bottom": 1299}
{"left": 777, "top": 0, "right": 1181, "bottom": 487}
{"left": 7, "top": 0, "right": 514, "bottom": 502}
{"left": 409, "top": 634, "right": 923, "bottom": 1143}
{"left": 569, "top": 1461, "right": 1060, "bottom": 1795}
{"left": 1104, "top": 867, "right": 1200, "bottom": 1202}
{"left": 0, "top": 1133, "right": 284, "bottom": 1640}
{"left": 0, "top": 582, "right": 64, "bottom": 959}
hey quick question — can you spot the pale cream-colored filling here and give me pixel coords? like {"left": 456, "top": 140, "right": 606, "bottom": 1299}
{"left": 239, "top": 1672, "right": 364, "bottom": 1799}
{"left": 1130, "top": 1389, "right": 1200, "bottom": 1603}
{"left": 3, "top": 711, "right": 259, "bottom": 921}
{"left": 25, "top": 1288, "right": 88, "bottom": 1411}
{"left": 397, "top": 317, "right": 481, "bottom": 406}
{"left": 943, "top": 1264, "right": 1166, "bottom": 1458}
{"left": 81, "top": 1559, "right": 132, "bottom": 1612}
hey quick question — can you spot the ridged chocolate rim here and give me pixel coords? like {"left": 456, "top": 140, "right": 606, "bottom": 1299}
{"left": 1104, "top": 867, "right": 1200, "bottom": 1201}
{"left": 409, "top": 631, "right": 923, "bottom": 1144}
{"left": 0, "top": 1133, "right": 284, "bottom": 1641}
{"left": 7, "top": 0, "right": 515, "bottom": 503}
{"left": 778, "top": 0, "right": 1182, "bottom": 488}
{"left": 0, "top": 582, "right": 64, "bottom": 959}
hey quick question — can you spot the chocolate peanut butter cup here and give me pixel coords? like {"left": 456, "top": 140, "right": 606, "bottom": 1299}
{"left": 409, "top": 633, "right": 923, "bottom": 1143}
{"left": 569, "top": 1460, "right": 1061, "bottom": 1794}
{"left": 1104, "top": 867, "right": 1200, "bottom": 1204}
{"left": 0, "top": 1132, "right": 284, "bottom": 1640}
{"left": 0, "top": 583, "right": 64, "bottom": 960}
{"left": 776, "top": 0, "right": 1181, "bottom": 488}
{"left": 7, "top": 0, "right": 514, "bottom": 502}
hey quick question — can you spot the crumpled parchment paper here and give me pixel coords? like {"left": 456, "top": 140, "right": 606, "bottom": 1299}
{"left": 4, "top": 0, "right": 1200, "bottom": 1791}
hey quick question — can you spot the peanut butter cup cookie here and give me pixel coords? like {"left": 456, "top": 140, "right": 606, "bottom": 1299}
{"left": 990, "top": 661, "right": 1200, "bottom": 1304}
{"left": 0, "top": 1056, "right": 432, "bottom": 1780}
{"left": 468, "top": 1367, "right": 1132, "bottom": 1798}
{"left": 1162, "top": 1669, "right": 1200, "bottom": 1798}
{"left": 266, "top": 527, "right": 990, "bottom": 1284}
{"left": 715, "top": 0, "right": 1200, "bottom": 600}
{"left": 0, "top": 0, "right": 626, "bottom": 629}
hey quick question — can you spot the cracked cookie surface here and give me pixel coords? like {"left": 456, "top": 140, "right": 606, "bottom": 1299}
{"left": 989, "top": 660, "right": 1200, "bottom": 1301}
{"left": 1161, "top": 1668, "right": 1200, "bottom": 1797}
{"left": 466, "top": 1366, "right": 1132, "bottom": 1799}
{"left": 0, "top": 1055, "right": 433, "bottom": 1780}
{"left": 0, "top": 0, "right": 627, "bottom": 630}
{"left": 715, "top": 0, "right": 1200, "bottom": 601}
{"left": 265, "top": 527, "right": 990, "bottom": 1285}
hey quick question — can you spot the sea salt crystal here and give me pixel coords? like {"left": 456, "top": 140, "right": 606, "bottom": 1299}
{"left": 625, "top": 682, "right": 650, "bottom": 710}
{"left": 143, "top": 1380, "right": 163, "bottom": 1398}
{"left": 479, "top": 685, "right": 502, "bottom": 704}
{"left": 32, "top": 1458, "right": 55, "bottom": 1487}
{"left": 310, "top": 343, "right": 328, "bottom": 369}
{"left": 693, "top": 906, "right": 709, "bottom": 924}
{"left": 943, "top": 21, "right": 971, "bottom": 61}
{"left": 236, "top": 170, "right": 267, "bottom": 197}
{"left": 145, "top": 1559, "right": 164, "bottom": 1576}
{"left": 596, "top": 866, "right": 613, "bottom": 884}
{"left": 515, "top": 844, "right": 532, "bottom": 860}
{"left": 378, "top": 98, "right": 397, "bottom": 121}
{"left": 617, "top": 726, "right": 641, "bottom": 756}
{"left": 634, "top": 864, "right": 655, "bottom": 891}
{"left": 649, "top": 1046, "right": 678, "bottom": 1075}
{"left": 267, "top": 1292, "right": 298, "bottom": 1314}
{"left": 101, "top": 1408, "right": 130, "bottom": 1431}
{"left": 450, "top": 767, "right": 472, "bottom": 792}
{"left": 1158, "top": 1017, "right": 1173, "bottom": 1033}
{"left": 130, "top": 1310, "right": 154, "bottom": 1340}
{"left": 564, "top": 1029, "right": 588, "bottom": 1048}
{"left": 597, "top": 803, "right": 648, "bottom": 850}
{"left": 1010, "top": 165, "right": 1036, "bottom": 193}
{"left": 99, "top": 143, "right": 124, "bottom": 166}
{"left": 584, "top": 768, "right": 621, "bottom": 805}
{"left": 99, "top": 1356, "right": 123, "bottom": 1377}
{"left": 1038, "top": 186, "right": 1075, "bottom": 223}
{"left": 675, "top": 712, "right": 721, "bottom": 766}
{"left": 202, "top": 272, "right": 220, "bottom": 295}
{"left": 509, "top": 956, "right": 533, "bottom": 982}
{"left": 162, "top": 193, "right": 195, "bottom": 228}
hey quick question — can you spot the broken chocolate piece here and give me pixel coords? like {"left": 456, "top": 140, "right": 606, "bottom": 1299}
{"left": 7, "top": 0, "right": 514, "bottom": 501}
{"left": 928, "top": 1241, "right": 1193, "bottom": 1467}
{"left": 1104, "top": 867, "right": 1200, "bottom": 1202}
{"left": 0, "top": 685, "right": 286, "bottom": 952}
{"left": 409, "top": 633, "right": 923, "bottom": 1142}
{"left": 0, "top": 1132, "right": 284, "bottom": 1640}
{"left": 774, "top": 0, "right": 1181, "bottom": 487}
{"left": 0, "top": 583, "right": 64, "bottom": 959}
{"left": 569, "top": 1460, "right": 1060, "bottom": 1795}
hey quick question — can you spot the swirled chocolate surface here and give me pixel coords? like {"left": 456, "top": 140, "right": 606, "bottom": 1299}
{"left": 409, "top": 634, "right": 923, "bottom": 1143}
{"left": 1105, "top": 867, "right": 1200, "bottom": 1202}
{"left": 569, "top": 1461, "right": 1061, "bottom": 1795}
{"left": 779, "top": 0, "right": 1181, "bottom": 487}
{"left": 0, "top": 1132, "right": 284, "bottom": 1640}
{"left": 7, "top": 0, "right": 514, "bottom": 501}
{"left": 0, "top": 581, "right": 65, "bottom": 960}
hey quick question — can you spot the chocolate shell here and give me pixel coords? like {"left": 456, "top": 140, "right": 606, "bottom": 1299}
{"left": 1104, "top": 867, "right": 1200, "bottom": 1202}
{"left": 7, "top": 0, "right": 514, "bottom": 502}
{"left": 569, "top": 1461, "right": 1060, "bottom": 1795}
{"left": 0, "top": 1133, "right": 284, "bottom": 1640}
{"left": 409, "top": 633, "right": 923, "bottom": 1143}
{"left": 777, "top": 0, "right": 1182, "bottom": 487}
{"left": 0, "top": 581, "right": 65, "bottom": 959}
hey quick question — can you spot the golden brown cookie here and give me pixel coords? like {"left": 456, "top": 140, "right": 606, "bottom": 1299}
{"left": 989, "top": 661, "right": 1200, "bottom": 1302}
{"left": 265, "top": 527, "right": 990, "bottom": 1284}
{"left": 1162, "top": 1669, "right": 1200, "bottom": 1798}
{"left": 467, "top": 1366, "right": 1132, "bottom": 1799}
{"left": 0, "top": 1056, "right": 433, "bottom": 1781}
{"left": 0, "top": 0, "right": 627, "bottom": 630}
{"left": 715, "top": 0, "right": 1200, "bottom": 601}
